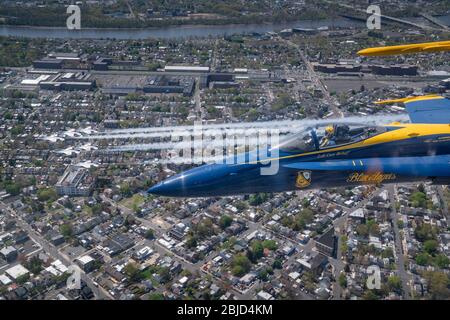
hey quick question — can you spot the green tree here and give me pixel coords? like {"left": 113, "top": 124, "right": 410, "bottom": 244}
{"left": 387, "top": 275, "right": 402, "bottom": 292}
{"left": 159, "top": 267, "right": 171, "bottom": 283}
{"left": 381, "top": 248, "right": 394, "bottom": 259}
{"left": 124, "top": 263, "right": 142, "bottom": 282}
{"left": 231, "top": 254, "right": 251, "bottom": 276}
{"left": 219, "top": 215, "right": 233, "bottom": 229}
{"left": 424, "top": 271, "right": 450, "bottom": 300}
{"left": 3, "top": 111, "right": 12, "bottom": 120}
{"left": 434, "top": 254, "right": 450, "bottom": 269}
{"left": 414, "top": 223, "right": 437, "bottom": 242}
{"left": 4, "top": 182, "right": 20, "bottom": 196}
{"left": 262, "top": 239, "right": 278, "bottom": 251}
{"left": 90, "top": 203, "right": 103, "bottom": 215}
{"left": 25, "top": 256, "right": 43, "bottom": 275}
{"left": 120, "top": 183, "right": 132, "bottom": 197}
{"left": 37, "top": 188, "right": 57, "bottom": 202}
{"left": 362, "top": 290, "right": 379, "bottom": 300}
{"left": 356, "top": 224, "right": 369, "bottom": 237}
{"left": 60, "top": 223, "right": 73, "bottom": 239}
{"left": 16, "top": 273, "right": 30, "bottom": 285}
{"left": 186, "top": 235, "right": 198, "bottom": 249}
{"left": 249, "top": 240, "right": 264, "bottom": 261}
{"left": 248, "top": 193, "right": 269, "bottom": 206}
{"left": 338, "top": 272, "right": 347, "bottom": 288}
{"left": 272, "top": 259, "right": 282, "bottom": 269}
{"left": 416, "top": 252, "right": 431, "bottom": 266}
{"left": 366, "top": 219, "right": 380, "bottom": 236}
{"left": 145, "top": 229, "right": 154, "bottom": 239}
{"left": 148, "top": 293, "right": 164, "bottom": 300}
{"left": 423, "top": 240, "right": 438, "bottom": 255}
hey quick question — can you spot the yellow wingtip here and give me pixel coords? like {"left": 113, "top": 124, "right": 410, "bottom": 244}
{"left": 374, "top": 95, "right": 443, "bottom": 105}
{"left": 358, "top": 40, "right": 450, "bottom": 57}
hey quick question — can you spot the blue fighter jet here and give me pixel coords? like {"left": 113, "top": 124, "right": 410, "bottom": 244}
{"left": 149, "top": 41, "right": 450, "bottom": 197}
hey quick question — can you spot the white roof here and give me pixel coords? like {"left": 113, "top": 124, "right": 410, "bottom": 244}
{"left": 21, "top": 75, "right": 50, "bottom": 85}
{"left": 5, "top": 264, "right": 29, "bottom": 280}
{"left": 52, "top": 260, "right": 68, "bottom": 273}
{"left": 0, "top": 246, "right": 16, "bottom": 255}
{"left": 45, "top": 266, "right": 60, "bottom": 276}
{"left": 164, "top": 65, "right": 209, "bottom": 72}
{"left": 179, "top": 276, "right": 189, "bottom": 284}
{"left": 350, "top": 208, "right": 365, "bottom": 218}
{"left": 0, "top": 274, "right": 12, "bottom": 285}
{"left": 257, "top": 291, "right": 274, "bottom": 300}
{"left": 77, "top": 255, "right": 95, "bottom": 265}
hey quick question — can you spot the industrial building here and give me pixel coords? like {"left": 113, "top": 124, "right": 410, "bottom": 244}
{"left": 55, "top": 166, "right": 95, "bottom": 197}
{"left": 39, "top": 72, "right": 95, "bottom": 91}
{"left": 143, "top": 75, "right": 195, "bottom": 96}
{"left": 32, "top": 59, "right": 63, "bottom": 70}
{"left": 210, "top": 81, "right": 240, "bottom": 89}
{"left": 313, "top": 63, "right": 362, "bottom": 73}
{"left": 39, "top": 81, "right": 94, "bottom": 91}
{"left": 370, "top": 64, "right": 418, "bottom": 76}
{"left": 92, "top": 57, "right": 113, "bottom": 71}
{"left": 33, "top": 52, "right": 84, "bottom": 70}
{"left": 164, "top": 65, "right": 210, "bottom": 73}
{"left": 18, "top": 71, "right": 95, "bottom": 92}
{"left": 313, "top": 62, "right": 418, "bottom": 76}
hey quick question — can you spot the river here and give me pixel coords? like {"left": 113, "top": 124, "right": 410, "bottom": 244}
{"left": 0, "top": 18, "right": 364, "bottom": 40}
{"left": 0, "top": 15, "right": 448, "bottom": 40}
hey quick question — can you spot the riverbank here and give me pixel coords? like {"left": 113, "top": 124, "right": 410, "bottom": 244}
{"left": 0, "top": 18, "right": 364, "bottom": 40}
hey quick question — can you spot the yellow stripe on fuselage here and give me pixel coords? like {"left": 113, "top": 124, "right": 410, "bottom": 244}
{"left": 249, "top": 123, "right": 450, "bottom": 164}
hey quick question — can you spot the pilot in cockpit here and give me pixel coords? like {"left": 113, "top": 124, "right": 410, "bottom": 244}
{"left": 320, "top": 124, "right": 351, "bottom": 148}
{"left": 320, "top": 125, "right": 336, "bottom": 148}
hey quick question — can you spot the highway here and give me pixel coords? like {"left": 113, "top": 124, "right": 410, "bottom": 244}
{"left": 281, "top": 38, "right": 344, "bottom": 119}
{"left": 420, "top": 13, "right": 449, "bottom": 30}
{"left": 328, "top": 1, "right": 445, "bottom": 32}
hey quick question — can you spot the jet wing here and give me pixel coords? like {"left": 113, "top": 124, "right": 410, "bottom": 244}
{"left": 375, "top": 95, "right": 450, "bottom": 124}
{"left": 283, "top": 155, "right": 450, "bottom": 177}
{"left": 357, "top": 40, "right": 450, "bottom": 56}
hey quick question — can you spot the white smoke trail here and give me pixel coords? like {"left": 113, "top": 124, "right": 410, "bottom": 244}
{"left": 105, "top": 136, "right": 264, "bottom": 152}
{"left": 78, "top": 114, "right": 409, "bottom": 140}
{"left": 97, "top": 113, "right": 410, "bottom": 165}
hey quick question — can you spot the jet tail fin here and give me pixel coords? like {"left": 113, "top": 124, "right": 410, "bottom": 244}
{"left": 374, "top": 95, "right": 450, "bottom": 124}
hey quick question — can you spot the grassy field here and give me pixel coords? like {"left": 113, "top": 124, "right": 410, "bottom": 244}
{"left": 120, "top": 193, "right": 146, "bottom": 210}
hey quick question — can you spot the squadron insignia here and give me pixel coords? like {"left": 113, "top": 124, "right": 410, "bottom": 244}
{"left": 296, "top": 171, "right": 312, "bottom": 188}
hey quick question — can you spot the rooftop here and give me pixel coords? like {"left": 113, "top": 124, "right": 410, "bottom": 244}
{"left": 5, "top": 264, "right": 29, "bottom": 280}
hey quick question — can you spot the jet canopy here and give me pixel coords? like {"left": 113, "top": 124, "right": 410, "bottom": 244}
{"left": 278, "top": 123, "right": 387, "bottom": 153}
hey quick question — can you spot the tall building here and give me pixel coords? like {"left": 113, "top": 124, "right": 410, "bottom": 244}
{"left": 56, "top": 166, "right": 95, "bottom": 197}
{"left": 315, "top": 227, "right": 337, "bottom": 258}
